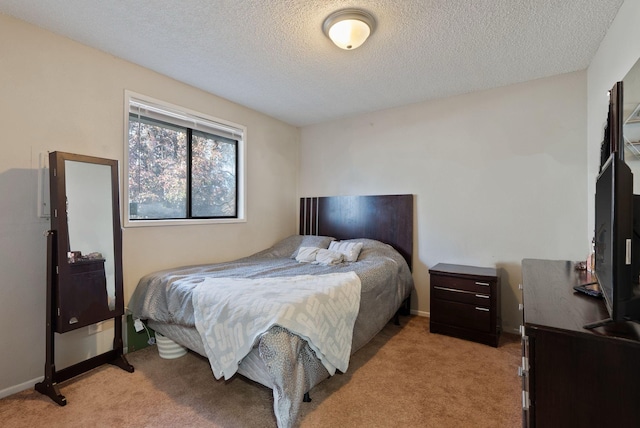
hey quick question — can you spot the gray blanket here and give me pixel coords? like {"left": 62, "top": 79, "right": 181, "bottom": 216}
{"left": 129, "top": 235, "right": 414, "bottom": 427}
{"left": 193, "top": 272, "right": 361, "bottom": 379}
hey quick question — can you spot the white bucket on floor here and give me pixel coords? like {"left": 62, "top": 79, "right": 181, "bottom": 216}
{"left": 155, "top": 332, "right": 187, "bottom": 359}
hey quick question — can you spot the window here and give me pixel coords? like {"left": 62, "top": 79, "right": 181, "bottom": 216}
{"left": 124, "top": 91, "right": 245, "bottom": 227}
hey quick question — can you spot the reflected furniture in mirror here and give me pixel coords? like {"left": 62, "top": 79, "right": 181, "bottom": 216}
{"left": 623, "top": 57, "right": 640, "bottom": 189}
{"left": 35, "top": 151, "right": 133, "bottom": 406}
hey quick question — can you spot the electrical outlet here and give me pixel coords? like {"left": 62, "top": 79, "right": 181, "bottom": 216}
{"left": 88, "top": 322, "right": 103, "bottom": 335}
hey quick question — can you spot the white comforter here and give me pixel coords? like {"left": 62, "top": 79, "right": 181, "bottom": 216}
{"left": 192, "top": 272, "right": 362, "bottom": 380}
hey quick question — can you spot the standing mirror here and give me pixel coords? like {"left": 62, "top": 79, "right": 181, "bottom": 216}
{"left": 36, "top": 151, "right": 133, "bottom": 406}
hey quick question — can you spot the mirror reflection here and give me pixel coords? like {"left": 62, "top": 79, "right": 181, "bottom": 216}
{"left": 623, "top": 58, "right": 640, "bottom": 191}
{"left": 65, "top": 160, "right": 116, "bottom": 310}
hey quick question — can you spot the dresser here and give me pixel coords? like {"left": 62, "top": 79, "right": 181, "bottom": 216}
{"left": 520, "top": 259, "right": 640, "bottom": 427}
{"left": 429, "top": 263, "right": 501, "bottom": 347}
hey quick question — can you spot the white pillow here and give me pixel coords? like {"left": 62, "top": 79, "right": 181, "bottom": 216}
{"left": 314, "top": 249, "right": 344, "bottom": 266}
{"left": 290, "top": 235, "right": 335, "bottom": 258}
{"left": 328, "top": 241, "right": 364, "bottom": 262}
{"left": 295, "top": 246, "right": 321, "bottom": 263}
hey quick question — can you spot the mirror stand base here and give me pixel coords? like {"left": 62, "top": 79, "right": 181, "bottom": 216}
{"left": 35, "top": 349, "right": 134, "bottom": 406}
{"left": 109, "top": 354, "right": 134, "bottom": 373}
{"left": 34, "top": 379, "right": 67, "bottom": 406}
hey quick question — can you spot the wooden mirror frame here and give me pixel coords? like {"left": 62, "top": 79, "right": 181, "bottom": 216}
{"left": 49, "top": 151, "right": 124, "bottom": 332}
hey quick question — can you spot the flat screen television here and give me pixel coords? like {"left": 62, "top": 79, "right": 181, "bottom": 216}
{"left": 589, "top": 82, "right": 640, "bottom": 328}
{"left": 592, "top": 154, "right": 640, "bottom": 326}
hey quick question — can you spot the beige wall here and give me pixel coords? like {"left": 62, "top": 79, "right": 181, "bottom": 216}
{"left": 299, "top": 71, "right": 589, "bottom": 333}
{"left": 0, "top": 14, "right": 299, "bottom": 395}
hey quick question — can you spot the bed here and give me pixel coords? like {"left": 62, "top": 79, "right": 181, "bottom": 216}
{"left": 128, "top": 194, "right": 414, "bottom": 427}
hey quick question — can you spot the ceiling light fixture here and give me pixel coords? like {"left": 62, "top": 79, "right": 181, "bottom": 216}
{"left": 322, "top": 9, "right": 376, "bottom": 50}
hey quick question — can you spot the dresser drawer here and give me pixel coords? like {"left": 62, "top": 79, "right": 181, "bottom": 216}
{"left": 432, "top": 285, "right": 491, "bottom": 306}
{"left": 431, "top": 274, "right": 494, "bottom": 295}
{"left": 431, "top": 298, "right": 491, "bottom": 332}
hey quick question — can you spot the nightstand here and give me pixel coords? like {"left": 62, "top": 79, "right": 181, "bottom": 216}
{"left": 429, "top": 263, "right": 501, "bottom": 347}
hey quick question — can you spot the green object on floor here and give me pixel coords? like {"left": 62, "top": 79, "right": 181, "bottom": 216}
{"left": 126, "top": 314, "right": 155, "bottom": 352}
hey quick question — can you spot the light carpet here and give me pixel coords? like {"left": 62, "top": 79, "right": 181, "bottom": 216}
{"left": 0, "top": 316, "right": 522, "bottom": 427}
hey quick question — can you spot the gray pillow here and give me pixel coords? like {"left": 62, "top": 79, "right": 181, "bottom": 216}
{"left": 290, "top": 235, "right": 335, "bottom": 258}
{"left": 264, "top": 235, "right": 304, "bottom": 258}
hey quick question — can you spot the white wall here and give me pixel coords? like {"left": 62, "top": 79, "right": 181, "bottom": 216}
{"left": 299, "top": 71, "right": 588, "bottom": 333}
{"left": 587, "top": 0, "right": 640, "bottom": 233}
{"left": 0, "top": 14, "right": 299, "bottom": 396}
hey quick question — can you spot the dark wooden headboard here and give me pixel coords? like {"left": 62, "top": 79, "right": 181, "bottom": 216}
{"left": 299, "top": 194, "right": 413, "bottom": 269}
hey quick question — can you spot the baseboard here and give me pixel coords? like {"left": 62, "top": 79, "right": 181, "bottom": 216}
{"left": 504, "top": 325, "right": 521, "bottom": 335}
{"left": 410, "top": 309, "right": 519, "bottom": 335}
{"left": 411, "top": 309, "right": 429, "bottom": 318}
{"left": 0, "top": 376, "right": 43, "bottom": 400}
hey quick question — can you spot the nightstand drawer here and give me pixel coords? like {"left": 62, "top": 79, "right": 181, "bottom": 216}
{"left": 431, "top": 274, "right": 494, "bottom": 295}
{"left": 431, "top": 299, "right": 491, "bottom": 332}
{"left": 432, "top": 285, "right": 491, "bottom": 306}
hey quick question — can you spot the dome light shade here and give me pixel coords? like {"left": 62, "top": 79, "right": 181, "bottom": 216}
{"left": 323, "top": 9, "right": 376, "bottom": 50}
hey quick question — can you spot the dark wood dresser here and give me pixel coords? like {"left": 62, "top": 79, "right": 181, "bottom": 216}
{"left": 520, "top": 259, "right": 640, "bottom": 427}
{"left": 429, "top": 263, "right": 501, "bottom": 347}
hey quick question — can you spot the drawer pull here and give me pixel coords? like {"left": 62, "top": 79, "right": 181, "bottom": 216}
{"left": 475, "top": 281, "right": 490, "bottom": 286}
{"left": 522, "top": 390, "right": 530, "bottom": 410}
{"left": 433, "top": 286, "right": 470, "bottom": 294}
{"left": 518, "top": 303, "right": 524, "bottom": 310}
{"left": 518, "top": 283, "right": 523, "bottom": 290}
{"left": 475, "top": 307, "right": 490, "bottom": 312}
{"left": 434, "top": 286, "right": 491, "bottom": 299}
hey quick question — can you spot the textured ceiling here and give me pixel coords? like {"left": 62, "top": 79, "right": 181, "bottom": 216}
{"left": 0, "top": 0, "right": 625, "bottom": 126}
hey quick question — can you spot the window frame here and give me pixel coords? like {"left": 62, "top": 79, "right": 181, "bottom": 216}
{"left": 123, "top": 90, "right": 246, "bottom": 228}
